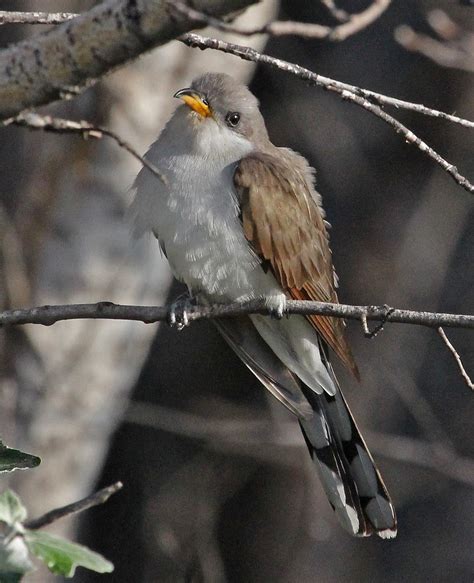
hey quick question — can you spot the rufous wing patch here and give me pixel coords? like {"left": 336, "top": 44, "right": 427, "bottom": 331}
{"left": 235, "top": 152, "right": 359, "bottom": 380}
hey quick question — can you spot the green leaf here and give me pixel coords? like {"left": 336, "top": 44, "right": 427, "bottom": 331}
{"left": 0, "top": 441, "right": 41, "bottom": 473}
{"left": 0, "top": 536, "right": 35, "bottom": 580}
{"left": 24, "top": 530, "right": 113, "bottom": 578}
{"left": 0, "top": 491, "right": 27, "bottom": 526}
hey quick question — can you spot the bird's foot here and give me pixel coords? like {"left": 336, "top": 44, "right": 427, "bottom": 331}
{"left": 265, "top": 295, "right": 287, "bottom": 320}
{"left": 167, "top": 294, "right": 195, "bottom": 331}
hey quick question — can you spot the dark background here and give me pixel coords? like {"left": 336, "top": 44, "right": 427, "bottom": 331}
{"left": 1, "top": 1, "right": 473, "bottom": 582}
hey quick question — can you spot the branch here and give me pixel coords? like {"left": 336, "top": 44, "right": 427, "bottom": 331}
{"left": 438, "top": 327, "right": 474, "bottom": 390}
{"left": 171, "top": 0, "right": 391, "bottom": 41}
{"left": 1, "top": 300, "right": 473, "bottom": 330}
{"left": 2, "top": 9, "right": 474, "bottom": 129}
{"left": 396, "top": 10, "right": 474, "bottom": 73}
{"left": 0, "top": 11, "right": 77, "bottom": 25}
{"left": 319, "top": 0, "right": 350, "bottom": 23}
{"left": 23, "top": 482, "right": 123, "bottom": 530}
{"left": 181, "top": 33, "right": 474, "bottom": 194}
{"left": 4, "top": 112, "right": 167, "bottom": 184}
{"left": 0, "top": 0, "right": 258, "bottom": 120}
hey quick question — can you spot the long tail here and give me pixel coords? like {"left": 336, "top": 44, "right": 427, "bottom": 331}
{"left": 213, "top": 316, "right": 396, "bottom": 538}
{"left": 299, "top": 379, "right": 397, "bottom": 538}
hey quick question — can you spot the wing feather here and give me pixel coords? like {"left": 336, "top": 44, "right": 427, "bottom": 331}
{"left": 234, "top": 151, "right": 359, "bottom": 379}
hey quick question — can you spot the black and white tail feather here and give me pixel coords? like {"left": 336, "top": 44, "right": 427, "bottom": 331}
{"left": 215, "top": 316, "right": 397, "bottom": 538}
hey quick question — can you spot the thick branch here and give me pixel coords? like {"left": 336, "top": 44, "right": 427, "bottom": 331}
{"left": 0, "top": 11, "right": 77, "bottom": 25}
{"left": 1, "top": 300, "right": 473, "bottom": 330}
{"left": 181, "top": 33, "right": 474, "bottom": 194}
{"left": 24, "top": 482, "right": 123, "bottom": 530}
{"left": 0, "top": 0, "right": 257, "bottom": 120}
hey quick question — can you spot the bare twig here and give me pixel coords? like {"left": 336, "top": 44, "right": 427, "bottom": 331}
{"left": 1, "top": 10, "right": 473, "bottom": 128}
{"left": 1, "top": 299, "right": 473, "bottom": 330}
{"left": 171, "top": 0, "right": 391, "bottom": 41}
{"left": 361, "top": 305, "right": 396, "bottom": 338}
{"left": 1, "top": 10, "right": 474, "bottom": 132}
{"left": 319, "top": 0, "right": 350, "bottom": 23}
{"left": 4, "top": 113, "right": 167, "bottom": 184}
{"left": 438, "top": 327, "right": 474, "bottom": 390}
{"left": 181, "top": 33, "right": 474, "bottom": 194}
{"left": 24, "top": 482, "right": 123, "bottom": 530}
{"left": 396, "top": 10, "right": 474, "bottom": 73}
{"left": 0, "top": 11, "right": 77, "bottom": 25}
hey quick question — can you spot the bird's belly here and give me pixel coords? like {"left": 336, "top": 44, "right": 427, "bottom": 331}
{"left": 155, "top": 190, "right": 277, "bottom": 302}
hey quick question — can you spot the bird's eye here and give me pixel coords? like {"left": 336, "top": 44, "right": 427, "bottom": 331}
{"left": 202, "top": 97, "right": 209, "bottom": 106}
{"left": 226, "top": 112, "right": 240, "bottom": 127}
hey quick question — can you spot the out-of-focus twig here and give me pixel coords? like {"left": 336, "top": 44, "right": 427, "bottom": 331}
{"left": 438, "top": 327, "right": 474, "bottom": 390}
{"left": 4, "top": 113, "right": 167, "bottom": 184}
{"left": 170, "top": 0, "right": 391, "bottom": 41}
{"left": 24, "top": 482, "right": 123, "bottom": 530}
{"left": 181, "top": 33, "right": 474, "bottom": 194}
{"left": 319, "top": 0, "right": 349, "bottom": 23}
{"left": 125, "top": 402, "right": 474, "bottom": 487}
{"left": 395, "top": 10, "right": 474, "bottom": 73}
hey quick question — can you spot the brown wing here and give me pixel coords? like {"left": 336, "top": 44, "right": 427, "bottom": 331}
{"left": 234, "top": 151, "right": 359, "bottom": 380}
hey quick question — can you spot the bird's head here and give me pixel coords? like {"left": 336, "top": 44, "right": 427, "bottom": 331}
{"left": 173, "top": 73, "right": 269, "bottom": 156}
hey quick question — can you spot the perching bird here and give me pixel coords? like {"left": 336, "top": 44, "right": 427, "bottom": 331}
{"left": 130, "top": 72, "right": 397, "bottom": 538}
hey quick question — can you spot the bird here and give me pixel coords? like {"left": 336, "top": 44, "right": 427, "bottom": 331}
{"left": 130, "top": 72, "right": 397, "bottom": 538}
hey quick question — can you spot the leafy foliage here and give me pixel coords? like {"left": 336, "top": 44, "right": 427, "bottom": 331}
{"left": 0, "top": 446, "right": 114, "bottom": 580}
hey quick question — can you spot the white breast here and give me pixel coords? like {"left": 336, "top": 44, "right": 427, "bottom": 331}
{"left": 130, "top": 111, "right": 281, "bottom": 302}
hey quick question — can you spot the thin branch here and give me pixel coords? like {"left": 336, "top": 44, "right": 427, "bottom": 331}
{"left": 1, "top": 10, "right": 473, "bottom": 129}
{"left": 170, "top": 0, "right": 391, "bottom": 41}
{"left": 1, "top": 10, "right": 474, "bottom": 194}
{"left": 23, "top": 482, "right": 123, "bottom": 530}
{"left": 2, "top": 10, "right": 474, "bottom": 132}
{"left": 181, "top": 33, "right": 474, "bottom": 194}
{"left": 438, "top": 327, "right": 474, "bottom": 390}
{"left": 319, "top": 0, "right": 349, "bottom": 23}
{"left": 1, "top": 300, "right": 473, "bottom": 330}
{"left": 0, "top": 11, "right": 77, "bottom": 25}
{"left": 4, "top": 112, "right": 167, "bottom": 184}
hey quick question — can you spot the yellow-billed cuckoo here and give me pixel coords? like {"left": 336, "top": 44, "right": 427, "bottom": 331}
{"left": 131, "top": 73, "right": 397, "bottom": 538}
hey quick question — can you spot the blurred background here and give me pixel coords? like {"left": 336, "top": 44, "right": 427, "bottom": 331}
{"left": 0, "top": 1, "right": 473, "bottom": 581}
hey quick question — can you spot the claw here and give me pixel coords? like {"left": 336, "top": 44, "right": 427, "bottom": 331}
{"left": 167, "top": 295, "right": 194, "bottom": 330}
{"left": 266, "top": 295, "right": 287, "bottom": 320}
